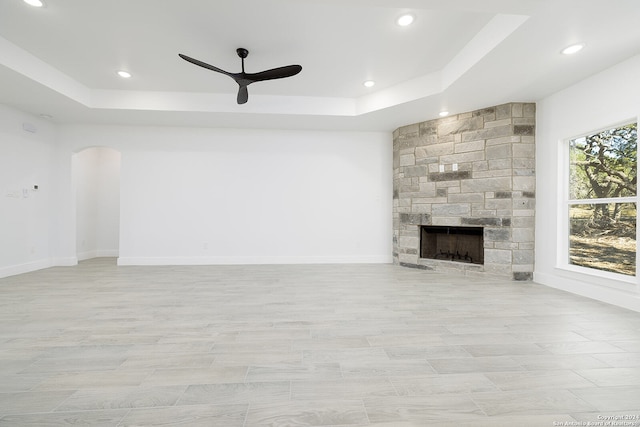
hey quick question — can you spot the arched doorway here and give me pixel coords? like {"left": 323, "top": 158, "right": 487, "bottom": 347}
{"left": 73, "top": 147, "right": 121, "bottom": 261}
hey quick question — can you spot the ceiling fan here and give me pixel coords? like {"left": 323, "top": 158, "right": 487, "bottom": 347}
{"left": 178, "top": 48, "right": 302, "bottom": 104}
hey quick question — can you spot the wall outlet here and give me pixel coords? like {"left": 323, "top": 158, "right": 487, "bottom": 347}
{"left": 22, "top": 122, "right": 37, "bottom": 133}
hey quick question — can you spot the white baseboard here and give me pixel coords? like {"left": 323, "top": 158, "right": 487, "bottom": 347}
{"left": 1, "top": 255, "right": 390, "bottom": 278}
{"left": 117, "top": 255, "right": 393, "bottom": 266}
{"left": 97, "top": 250, "right": 119, "bottom": 258}
{"left": 534, "top": 271, "right": 640, "bottom": 313}
{"left": 77, "top": 250, "right": 119, "bottom": 261}
{"left": 77, "top": 250, "right": 98, "bottom": 261}
{"left": 52, "top": 257, "right": 78, "bottom": 266}
{"left": 0, "top": 259, "right": 53, "bottom": 279}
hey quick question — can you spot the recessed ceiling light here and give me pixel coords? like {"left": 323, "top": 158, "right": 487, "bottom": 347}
{"left": 439, "top": 111, "right": 450, "bottom": 117}
{"left": 117, "top": 70, "right": 132, "bottom": 78}
{"left": 562, "top": 43, "right": 584, "bottom": 55}
{"left": 23, "top": 0, "right": 44, "bottom": 7}
{"left": 397, "top": 14, "right": 415, "bottom": 27}
{"left": 363, "top": 80, "right": 375, "bottom": 88}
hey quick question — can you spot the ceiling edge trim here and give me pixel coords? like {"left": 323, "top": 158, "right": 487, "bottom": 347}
{"left": 355, "top": 13, "right": 529, "bottom": 115}
{"left": 0, "top": 13, "right": 528, "bottom": 119}
{"left": 0, "top": 36, "right": 91, "bottom": 105}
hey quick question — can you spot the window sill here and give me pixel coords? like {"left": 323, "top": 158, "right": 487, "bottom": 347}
{"left": 556, "top": 263, "right": 637, "bottom": 291}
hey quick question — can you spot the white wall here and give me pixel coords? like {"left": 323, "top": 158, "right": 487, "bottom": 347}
{"left": 536, "top": 54, "right": 640, "bottom": 312}
{"left": 74, "top": 146, "right": 120, "bottom": 260}
{"left": 58, "top": 125, "right": 393, "bottom": 265}
{"left": 95, "top": 148, "right": 121, "bottom": 255}
{"left": 0, "top": 104, "right": 56, "bottom": 277}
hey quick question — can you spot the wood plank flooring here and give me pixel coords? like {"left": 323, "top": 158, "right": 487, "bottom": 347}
{"left": 1, "top": 258, "right": 639, "bottom": 426}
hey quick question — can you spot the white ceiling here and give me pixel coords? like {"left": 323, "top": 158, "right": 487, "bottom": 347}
{"left": 1, "top": 0, "right": 639, "bottom": 132}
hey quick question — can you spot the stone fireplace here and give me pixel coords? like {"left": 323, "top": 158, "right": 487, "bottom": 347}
{"left": 392, "top": 103, "right": 535, "bottom": 280}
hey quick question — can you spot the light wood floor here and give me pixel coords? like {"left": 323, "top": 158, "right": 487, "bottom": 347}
{"left": 1, "top": 258, "right": 639, "bottom": 426}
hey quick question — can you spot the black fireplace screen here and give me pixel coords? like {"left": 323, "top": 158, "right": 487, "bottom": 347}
{"left": 420, "top": 226, "right": 484, "bottom": 265}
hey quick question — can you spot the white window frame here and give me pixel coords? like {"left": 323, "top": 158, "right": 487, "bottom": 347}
{"left": 557, "top": 120, "right": 639, "bottom": 287}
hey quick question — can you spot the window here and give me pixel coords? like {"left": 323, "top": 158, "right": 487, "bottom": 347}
{"left": 568, "top": 122, "right": 637, "bottom": 276}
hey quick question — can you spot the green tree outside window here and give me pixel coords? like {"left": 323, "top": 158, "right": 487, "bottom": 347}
{"left": 569, "top": 123, "right": 637, "bottom": 276}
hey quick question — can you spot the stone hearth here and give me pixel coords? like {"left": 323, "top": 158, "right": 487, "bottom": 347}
{"left": 392, "top": 103, "right": 535, "bottom": 280}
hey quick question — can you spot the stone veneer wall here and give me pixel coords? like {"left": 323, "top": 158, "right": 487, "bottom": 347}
{"left": 392, "top": 103, "right": 535, "bottom": 280}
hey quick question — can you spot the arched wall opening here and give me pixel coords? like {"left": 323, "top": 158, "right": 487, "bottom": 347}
{"left": 73, "top": 146, "right": 121, "bottom": 261}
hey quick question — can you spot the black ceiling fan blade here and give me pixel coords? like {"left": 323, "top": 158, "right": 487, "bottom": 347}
{"left": 237, "top": 85, "right": 249, "bottom": 104}
{"left": 178, "top": 54, "right": 234, "bottom": 77}
{"left": 246, "top": 65, "right": 302, "bottom": 82}
{"left": 179, "top": 48, "right": 301, "bottom": 104}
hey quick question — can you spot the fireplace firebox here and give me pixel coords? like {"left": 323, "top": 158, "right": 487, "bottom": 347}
{"left": 420, "top": 226, "right": 484, "bottom": 265}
